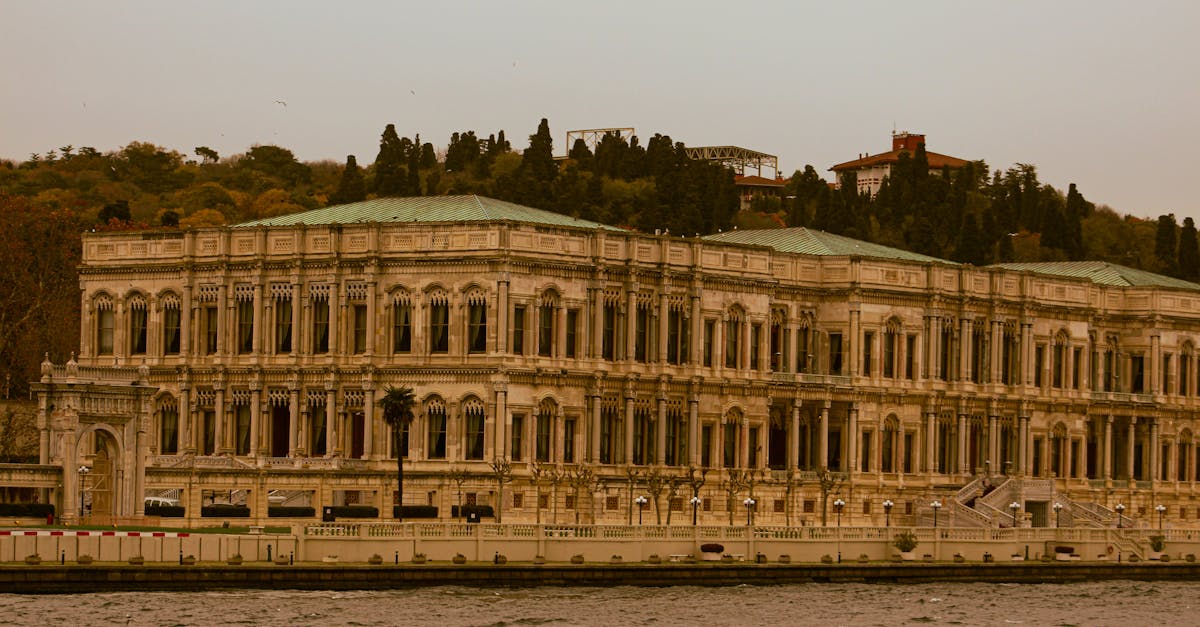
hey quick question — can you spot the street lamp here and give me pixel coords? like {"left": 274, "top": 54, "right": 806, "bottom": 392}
{"left": 931, "top": 500, "right": 942, "bottom": 528}
{"left": 1009, "top": 502, "right": 1021, "bottom": 528}
{"left": 690, "top": 496, "right": 702, "bottom": 526}
{"left": 77, "top": 465, "right": 90, "bottom": 517}
{"left": 882, "top": 499, "right": 894, "bottom": 527}
{"left": 743, "top": 497, "right": 756, "bottom": 526}
{"left": 1053, "top": 502, "right": 1064, "bottom": 528}
{"left": 1115, "top": 503, "right": 1126, "bottom": 529}
{"left": 833, "top": 498, "right": 845, "bottom": 527}
{"left": 1155, "top": 504, "right": 1166, "bottom": 530}
{"left": 635, "top": 495, "right": 648, "bottom": 526}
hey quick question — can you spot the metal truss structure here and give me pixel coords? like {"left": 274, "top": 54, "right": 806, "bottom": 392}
{"left": 683, "top": 145, "right": 778, "bottom": 177}
{"left": 564, "top": 128, "right": 636, "bottom": 155}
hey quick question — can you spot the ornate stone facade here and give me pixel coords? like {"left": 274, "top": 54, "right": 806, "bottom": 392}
{"left": 51, "top": 195, "right": 1200, "bottom": 527}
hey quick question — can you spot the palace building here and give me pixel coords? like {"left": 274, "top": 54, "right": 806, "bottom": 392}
{"left": 25, "top": 194, "right": 1200, "bottom": 528}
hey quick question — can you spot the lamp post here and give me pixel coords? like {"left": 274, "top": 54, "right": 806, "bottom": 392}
{"left": 690, "top": 496, "right": 702, "bottom": 526}
{"left": 1115, "top": 503, "right": 1126, "bottom": 529}
{"left": 1155, "top": 504, "right": 1166, "bottom": 530}
{"left": 77, "top": 465, "right": 90, "bottom": 518}
{"left": 833, "top": 498, "right": 845, "bottom": 528}
{"left": 883, "top": 499, "right": 894, "bottom": 527}
{"left": 743, "top": 497, "right": 756, "bottom": 526}
{"left": 635, "top": 495, "right": 647, "bottom": 526}
{"left": 931, "top": 500, "right": 942, "bottom": 528}
{"left": 1009, "top": 502, "right": 1021, "bottom": 528}
{"left": 1053, "top": 502, "right": 1063, "bottom": 528}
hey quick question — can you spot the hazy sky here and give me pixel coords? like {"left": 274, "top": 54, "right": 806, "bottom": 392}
{"left": 3, "top": 1, "right": 1198, "bottom": 220}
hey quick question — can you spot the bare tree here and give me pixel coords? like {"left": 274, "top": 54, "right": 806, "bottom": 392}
{"left": 645, "top": 466, "right": 667, "bottom": 525}
{"left": 815, "top": 467, "right": 847, "bottom": 526}
{"left": 547, "top": 466, "right": 566, "bottom": 524}
{"left": 529, "top": 462, "right": 547, "bottom": 525}
{"left": 566, "top": 464, "right": 598, "bottom": 524}
{"left": 624, "top": 466, "right": 643, "bottom": 525}
{"left": 489, "top": 458, "right": 514, "bottom": 523}
{"left": 685, "top": 465, "right": 709, "bottom": 524}
{"left": 447, "top": 466, "right": 470, "bottom": 522}
{"left": 665, "top": 475, "right": 682, "bottom": 526}
{"left": 720, "top": 469, "right": 753, "bottom": 525}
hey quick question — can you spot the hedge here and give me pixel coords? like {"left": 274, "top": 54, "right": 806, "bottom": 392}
{"left": 331, "top": 505, "right": 379, "bottom": 518}
{"left": 201, "top": 504, "right": 251, "bottom": 518}
{"left": 269, "top": 506, "right": 316, "bottom": 518}
{"left": 451, "top": 504, "right": 494, "bottom": 518}
{"left": 392, "top": 505, "right": 438, "bottom": 519}
{"left": 145, "top": 505, "right": 185, "bottom": 518}
{"left": 0, "top": 503, "right": 54, "bottom": 517}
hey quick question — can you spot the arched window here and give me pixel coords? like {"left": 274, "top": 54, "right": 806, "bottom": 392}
{"left": 157, "top": 395, "right": 179, "bottom": 454}
{"left": 883, "top": 318, "right": 900, "bottom": 379}
{"left": 425, "top": 397, "right": 447, "bottom": 458}
{"left": 881, "top": 415, "right": 899, "bottom": 473}
{"left": 428, "top": 289, "right": 449, "bottom": 354}
{"left": 466, "top": 288, "right": 487, "bottom": 354}
{"left": 161, "top": 292, "right": 181, "bottom": 355}
{"left": 1179, "top": 341, "right": 1194, "bottom": 397}
{"left": 725, "top": 307, "right": 744, "bottom": 369}
{"left": 391, "top": 289, "right": 412, "bottom": 353}
{"left": 536, "top": 398, "right": 556, "bottom": 462}
{"left": 723, "top": 408, "right": 742, "bottom": 468}
{"left": 463, "top": 397, "right": 486, "bottom": 460}
{"left": 538, "top": 290, "right": 558, "bottom": 358}
{"left": 128, "top": 294, "right": 148, "bottom": 355}
{"left": 95, "top": 294, "right": 115, "bottom": 356}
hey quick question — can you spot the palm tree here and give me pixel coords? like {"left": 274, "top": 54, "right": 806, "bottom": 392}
{"left": 378, "top": 385, "right": 415, "bottom": 522}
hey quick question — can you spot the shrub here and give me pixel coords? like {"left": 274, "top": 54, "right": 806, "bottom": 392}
{"left": 451, "top": 504, "right": 495, "bottom": 518}
{"left": 268, "top": 506, "right": 316, "bottom": 518}
{"left": 0, "top": 503, "right": 55, "bottom": 517}
{"left": 700, "top": 543, "right": 724, "bottom": 553}
{"left": 332, "top": 505, "right": 379, "bottom": 518}
{"left": 201, "top": 504, "right": 250, "bottom": 518}
{"left": 892, "top": 531, "right": 919, "bottom": 553}
{"left": 392, "top": 505, "right": 438, "bottom": 519}
{"left": 1149, "top": 535, "right": 1166, "bottom": 552}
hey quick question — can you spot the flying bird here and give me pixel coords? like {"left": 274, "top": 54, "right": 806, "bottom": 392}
{"left": 274, "top": 99, "right": 287, "bottom": 108}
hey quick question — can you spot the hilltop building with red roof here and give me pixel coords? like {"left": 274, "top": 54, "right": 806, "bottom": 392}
{"left": 830, "top": 132, "right": 970, "bottom": 196}
{"left": 733, "top": 174, "right": 789, "bottom": 211}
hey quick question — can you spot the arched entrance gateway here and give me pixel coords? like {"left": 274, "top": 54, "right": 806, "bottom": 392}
{"left": 33, "top": 356, "right": 156, "bottom": 524}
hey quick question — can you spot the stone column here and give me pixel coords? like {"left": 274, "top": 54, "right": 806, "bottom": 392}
{"left": 739, "top": 414, "right": 750, "bottom": 468}
{"left": 214, "top": 386, "right": 227, "bottom": 453}
{"left": 365, "top": 281, "right": 377, "bottom": 355}
{"left": 249, "top": 388, "right": 262, "bottom": 457}
{"left": 925, "top": 409, "right": 937, "bottom": 474}
{"left": 592, "top": 287, "right": 604, "bottom": 359}
{"left": 288, "top": 388, "right": 299, "bottom": 457}
{"left": 1150, "top": 418, "right": 1160, "bottom": 481}
{"left": 658, "top": 294, "right": 670, "bottom": 364}
{"left": 292, "top": 280, "right": 303, "bottom": 355}
{"left": 590, "top": 390, "right": 602, "bottom": 463}
{"left": 690, "top": 295, "right": 702, "bottom": 365}
{"left": 960, "top": 318, "right": 972, "bottom": 382}
{"left": 624, "top": 393, "right": 635, "bottom": 465}
{"left": 179, "top": 385, "right": 192, "bottom": 454}
{"left": 362, "top": 387, "right": 375, "bottom": 459}
{"left": 848, "top": 307, "right": 860, "bottom": 376}
{"left": 253, "top": 284, "right": 264, "bottom": 353}
{"left": 818, "top": 401, "right": 830, "bottom": 470}
{"left": 988, "top": 413, "right": 1000, "bottom": 470}
{"left": 1126, "top": 417, "right": 1137, "bottom": 480}
{"left": 787, "top": 400, "right": 800, "bottom": 470}
{"left": 688, "top": 388, "right": 701, "bottom": 466}
{"left": 495, "top": 384, "right": 508, "bottom": 460}
{"left": 656, "top": 393, "right": 667, "bottom": 465}
{"left": 329, "top": 281, "right": 341, "bottom": 356}
{"left": 625, "top": 285, "right": 638, "bottom": 361}
{"left": 1151, "top": 335, "right": 1161, "bottom": 395}
{"left": 180, "top": 284, "right": 192, "bottom": 356}
{"left": 847, "top": 404, "right": 859, "bottom": 473}
{"left": 1103, "top": 415, "right": 1114, "bottom": 480}
{"left": 325, "top": 388, "right": 336, "bottom": 457}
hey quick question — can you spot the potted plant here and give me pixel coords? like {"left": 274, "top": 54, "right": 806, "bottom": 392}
{"left": 570, "top": 554, "right": 585, "bottom": 564}
{"left": 533, "top": 555, "right": 546, "bottom": 565}
{"left": 647, "top": 554, "right": 662, "bottom": 564}
{"left": 610, "top": 554, "right": 623, "bottom": 564}
{"left": 24, "top": 554, "right": 41, "bottom": 565}
{"left": 129, "top": 555, "right": 145, "bottom": 565}
{"left": 321, "top": 554, "right": 339, "bottom": 564}
{"left": 700, "top": 543, "right": 724, "bottom": 561}
{"left": 892, "top": 531, "right": 919, "bottom": 561}
{"left": 820, "top": 554, "right": 834, "bottom": 564}
{"left": 76, "top": 554, "right": 94, "bottom": 565}
{"left": 227, "top": 554, "right": 243, "bottom": 565}
{"left": 411, "top": 553, "right": 427, "bottom": 564}
{"left": 452, "top": 553, "right": 467, "bottom": 565}
{"left": 858, "top": 553, "right": 870, "bottom": 564}
{"left": 1010, "top": 552, "right": 1023, "bottom": 561}
{"left": 778, "top": 554, "right": 791, "bottom": 564}
{"left": 953, "top": 553, "right": 966, "bottom": 563}
{"left": 983, "top": 552, "right": 994, "bottom": 563}
{"left": 1148, "top": 535, "right": 1166, "bottom": 560}
{"left": 368, "top": 554, "right": 384, "bottom": 565}
{"left": 721, "top": 554, "right": 735, "bottom": 563}
{"left": 495, "top": 554, "right": 508, "bottom": 565}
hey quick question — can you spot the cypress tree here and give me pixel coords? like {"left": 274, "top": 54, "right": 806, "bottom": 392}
{"left": 522, "top": 118, "right": 556, "bottom": 182}
{"left": 330, "top": 155, "right": 367, "bottom": 205}
{"left": 1155, "top": 214, "right": 1179, "bottom": 275}
{"left": 407, "top": 134, "right": 421, "bottom": 195}
{"left": 373, "top": 124, "right": 406, "bottom": 196}
{"left": 1179, "top": 217, "right": 1199, "bottom": 281}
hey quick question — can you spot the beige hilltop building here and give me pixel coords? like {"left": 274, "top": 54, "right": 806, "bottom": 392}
{"left": 12, "top": 195, "right": 1200, "bottom": 529}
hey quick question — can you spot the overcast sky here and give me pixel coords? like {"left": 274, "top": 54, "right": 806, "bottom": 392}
{"left": 3, "top": 1, "right": 1198, "bottom": 220}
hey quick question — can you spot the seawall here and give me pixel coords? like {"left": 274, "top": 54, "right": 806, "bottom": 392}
{"left": 3, "top": 562, "right": 1200, "bottom": 593}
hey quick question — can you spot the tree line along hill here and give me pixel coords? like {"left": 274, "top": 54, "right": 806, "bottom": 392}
{"left": 0, "top": 117, "right": 1194, "bottom": 397}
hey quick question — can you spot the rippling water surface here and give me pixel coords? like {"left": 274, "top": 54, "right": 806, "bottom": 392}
{"left": 3, "top": 581, "right": 1197, "bottom": 626}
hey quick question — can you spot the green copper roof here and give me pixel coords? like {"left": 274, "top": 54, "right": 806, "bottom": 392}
{"left": 233, "top": 195, "right": 624, "bottom": 231}
{"left": 702, "top": 227, "right": 953, "bottom": 264}
{"left": 990, "top": 261, "right": 1200, "bottom": 290}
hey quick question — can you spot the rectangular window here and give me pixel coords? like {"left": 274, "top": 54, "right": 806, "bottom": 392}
{"left": 797, "top": 329, "right": 810, "bottom": 373}
{"left": 635, "top": 306, "right": 649, "bottom": 362}
{"left": 1052, "top": 343, "right": 1064, "bottom": 388}
{"left": 511, "top": 414, "right": 524, "bottom": 462}
{"left": 160, "top": 408, "right": 178, "bottom": 454}
{"left": 703, "top": 320, "right": 715, "bottom": 367}
{"left": 130, "top": 307, "right": 147, "bottom": 355}
{"left": 829, "top": 333, "right": 843, "bottom": 375}
{"left": 465, "top": 408, "right": 484, "bottom": 460}
{"left": 665, "top": 413, "right": 678, "bottom": 466}
{"left": 1131, "top": 355, "right": 1145, "bottom": 393}
{"left": 237, "top": 300, "right": 254, "bottom": 354}
{"left": 202, "top": 409, "right": 216, "bottom": 455}
{"left": 275, "top": 298, "right": 292, "bottom": 353}
{"left": 861, "top": 431, "right": 872, "bottom": 472}
{"left": 430, "top": 302, "right": 449, "bottom": 353}
{"left": 204, "top": 305, "right": 219, "bottom": 355}
{"left": 467, "top": 302, "right": 487, "bottom": 354}
{"left": 312, "top": 300, "right": 329, "bottom": 354}
{"left": 750, "top": 324, "right": 761, "bottom": 370}
{"left": 235, "top": 404, "right": 251, "bottom": 455}
{"left": 723, "top": 423, "right": 737, "bottom": 467}
{"left": 748, "top": 426, "right": 759, "bottom": 467}
{"left": 352, "top": 304, "right": 367, "bottom": 354}
{"left": 513, "top": 305, "right": 526, "bottom": 355}
{"left": 1072, "top": 347, "right": 1082, "bottom": 389}
{"left": 600, "top": 408, "right": 615, "bottom": 464}
{"left": 1104, "top": 349, "right": 1115, "bottom": 392}
{"left": 602, "top": 304, "right": 616, "bottom": 360}
{"left": 1162, "top": 354, "right": 1171, "bottom": 394}
{"left": 883, "top": 331, "right": 896, "bottom": 378}
{"left": 565, "top": 309, "right": 578, "bottom": 358}
{"left": 393, "top": 303, "right": 411, "bottom": 353}
{"left": 939, "top": 325, "right": 953, "bottom": 381}
{"left": 536, "top": 412, "right": 551, "bottom": 462}
{"left": 862, "top": 331, "right": 874, "bottom": 376}
{"left": 563, "top": 418, "right": 575, "bottom": 463}
{"left": 163, "top": 307, "right": 181, "bottom": 355}
{"left": 667, "top": 309, "right": 683, "bottom": 365}
{"left": 1035, "top": 345, "right": 1044, "bottom": 387}
{"left": 903, "top": 432, "right": 914, "bottom": 473}
{"left": 881, "top": 429, "right": 894, "bottom": 473}
{"left": 539, "top": 304, "right": 554, "bottom": 357}
{"left": 972, "top": 328, "right": 986, "bottom": 383}
{"left": 427, "top": 409, "right": 446, "bottom": 459}
{"left": 701, "top": 425, "right": 713, "bottom": 467}
{"left": 725, "top": 319, "right": 740, "bottom": 368}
